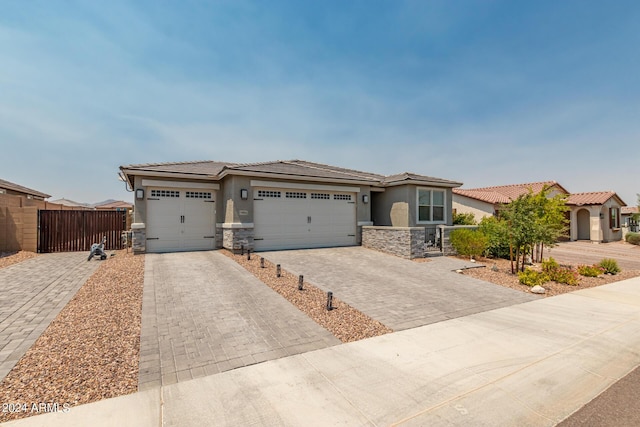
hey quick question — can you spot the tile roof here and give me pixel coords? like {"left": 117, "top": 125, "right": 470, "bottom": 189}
{"left": 0, "top": 178, "right": 50, "bottom": 199}
{"left": 567, "top": 192, "right": 621, "bottom": 206}
{"left": 453, "top": 181, "right": 565, "bottom": 204}
{"left": 383, "top": 172, "right": 463, "bottom": 187}
{"left": 121, "top": 159, "right": 461, "bottom": 188}
{"left": 225, "top": 160, "right": 384, "bottom": 183}
{"left": 120, "top": 161, "right": 236, "bottom": 176}
{"left": 621, "top": 206, "right": 638, "bottom": 215}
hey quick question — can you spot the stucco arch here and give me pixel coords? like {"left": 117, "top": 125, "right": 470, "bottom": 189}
{"left": 577, "top": 209, "right": 590, "bottom": 240}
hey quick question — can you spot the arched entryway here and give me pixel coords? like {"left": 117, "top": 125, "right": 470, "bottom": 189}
{"left": 577, "top": 209, "right": 590, "bottom": 240}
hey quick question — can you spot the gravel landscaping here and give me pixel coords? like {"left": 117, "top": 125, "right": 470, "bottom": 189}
{"left": 460, "top": 257, "right": 640, "bottom": 297}
{"left": 0, "top": 251, "right": 144, "bottom": 422}
{"left": 223, "top": 250, "right": 393, "bottom": 343}
{"left": 0, "top": 251, "right": 39, "bottom": 270}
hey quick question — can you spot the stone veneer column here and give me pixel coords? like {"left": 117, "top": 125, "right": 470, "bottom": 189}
{"left": 131, "top": 223, "right": 146, "bottom": 254}
{"left": 221, "top": 224, "right": 255, "bottom": 252}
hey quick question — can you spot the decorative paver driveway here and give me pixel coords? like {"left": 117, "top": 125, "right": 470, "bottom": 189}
{"left": 262, "top": 247, "right": 539, "bottom": 331}
{"left": 138, "top": 251, "right": 340, "bottom": 390}
{"left": 0, "top": 253, "right": 100, "bottom": 380}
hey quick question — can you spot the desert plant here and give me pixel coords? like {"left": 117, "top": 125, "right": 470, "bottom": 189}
{"left": 449, "top": 228, "right": 488, "bottom": 258}
{"left": 541, "top": 257, "right": 560, "bottom": 274}
{"left": 598, "top": 258, "right": 621, "bottom": 275}
{"left": 453, "top": 212, "right": 477, "bottom": 225}
{"left": 541, "top": 257, "right": 578, "bottom": 285}
{"left": 551, "top": 267, "right": 579, "bottom": 285}
{"left": 577, "top": 264, "right": 605, "bottom": 277}
{"left": 625, "top": 232, "right": 640, "bottom": 246}
{"left": 518, "top": 269, "right": 549, "bottom": 287}
{"left": 478, "top": 216, "right": 511, "bottom": 259}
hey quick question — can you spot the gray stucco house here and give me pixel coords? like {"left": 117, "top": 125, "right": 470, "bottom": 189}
{"left": 119, "top": 160, "right": 462, "bottom": 258}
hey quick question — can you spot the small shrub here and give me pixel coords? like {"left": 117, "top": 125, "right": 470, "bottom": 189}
{"left": 552, "top": 267, "right": 579, "bottom": 285}
{"left": 449, "top": 228, "right": 488, "bottom": 258}
{"left": 453, "top": 212, "right": 477, "bottom": 225}
{"left": 478, "top": 216, "right": 510, "bottom": 259}
{"left": 518, "top": 269, "right": 549, "bottom": 287}
{"left": 598, "top": 258, "right": 621, "bottom": 275}
{"left": 541, "top": 257, "right": 579, "bottom": 285}
{"left": 541, "top": 257, "right": 560, "bottom": 274}
{"left": 577, "top": 264, "right": 605, "bottom": 277}
{"left": 626, "top": 232, "right": 640, "bottom": 246}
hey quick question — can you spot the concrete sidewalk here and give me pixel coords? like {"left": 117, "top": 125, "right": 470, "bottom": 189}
{"left": 5, "top": 277, "right": 640, "bottom": 426}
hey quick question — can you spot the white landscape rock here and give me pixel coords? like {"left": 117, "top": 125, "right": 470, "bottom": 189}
{"left": 531, "top": 285, "right": 546, "bottom": 294}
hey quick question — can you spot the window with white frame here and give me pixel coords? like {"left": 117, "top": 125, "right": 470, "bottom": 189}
{"left": 417, "top": 188, "right": 446, "bottom": 222}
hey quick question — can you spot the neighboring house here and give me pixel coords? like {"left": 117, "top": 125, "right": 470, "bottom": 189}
{"left": 0, "top": 178, "right": 50, "bottom": 200}
{"left": 567, "top": 192, "right": 626, "bottom": 242}
{"left": 49, "top": 198, "right": 91, "bottom": 208}
{"left": 452, "top": 182, "right": 627, "bottom": 243}
{"left": 119, "top": 160, "right": 462, "bottom": 255}
{"left": 94, "top": 200, "right": 133, "bottom": 211}
{"left": 452, "top": 181, "right": 569, "bottom": 219}
{"left": 621, "top": 206, "right": 639, "bottom": 229}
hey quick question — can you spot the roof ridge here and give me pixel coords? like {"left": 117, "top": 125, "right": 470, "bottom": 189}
{"left": 281, "top": 160, "right": 384, "bottom": 180}
{"left": 467, "top": 180, "right": 558, "bottom": 192}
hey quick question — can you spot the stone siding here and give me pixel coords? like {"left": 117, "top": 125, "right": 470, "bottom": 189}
{"left": 222, "top": 227, "right": 255, "bottom": 252}
{"left": 131, "top": 224, "right": 146, "bottom": 254}
{"left": 362, "top": 226, "right": 425, "bottom": 259}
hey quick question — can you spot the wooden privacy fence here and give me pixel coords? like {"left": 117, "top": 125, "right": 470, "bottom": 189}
{"left": 38, "top": 210, "right": 127, "bottom": 253}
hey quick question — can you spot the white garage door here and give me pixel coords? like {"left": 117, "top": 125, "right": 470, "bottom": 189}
{"left": 253, "top": 188, "right": 357, "bottom": 251}
{"left": 146, "top": 188, "right": 216, "bottom": 252}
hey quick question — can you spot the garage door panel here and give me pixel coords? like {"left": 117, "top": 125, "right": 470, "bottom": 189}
{"left": 146, "top": 188, "right": 216, "bottom": 253}
{"left": 253, "top": 187, "right": 356, "bottom": 251}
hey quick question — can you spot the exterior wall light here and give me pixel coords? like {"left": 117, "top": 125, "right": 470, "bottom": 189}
{"left": 362, "top": 194, "right": 369, "bottom": 204}
{"left": 136, "top": 189, "right": 145, "bottom": 200}
{"left": 240, "top": 189, "right": 249, "bottom": 200}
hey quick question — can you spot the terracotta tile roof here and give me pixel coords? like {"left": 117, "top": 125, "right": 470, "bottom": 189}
{"left": 453, "top": 181, "right": 566, "bottom": 204}
{"left": 567, "top": 191, "right": 621, "bottom": 206}
{"left": 621, "top": 206, "right": 639, "bottom": 215}
{"left": 0, "top": 178, "right": 50, "bottom": 199}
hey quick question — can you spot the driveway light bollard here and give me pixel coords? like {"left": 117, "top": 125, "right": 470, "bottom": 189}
{"left": 247, "top": 249, "right": 251, "bottom": 260}
{"left": 326, "top": 291, "right": 333, "bottom": 311}
{"left": 298, "top": 275, "right": 304, "bottom": 290}
{"left": 260, "top": 257, "right": 265, "bottom": 268}
{"left": 276, "top": 264, "right": 281, "bottom": 277}
{"left": 240, "top": 244, "right": 244, "bottom": 256}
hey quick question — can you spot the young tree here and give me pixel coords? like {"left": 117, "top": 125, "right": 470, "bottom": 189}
{"left": 500, "top": 186, "right": 569, "bottom": 273}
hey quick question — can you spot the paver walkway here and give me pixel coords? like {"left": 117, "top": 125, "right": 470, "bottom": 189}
{"left": 138, "top": 251, "right": 340, "bottom": 390}
{"left": 0, "top": 253, "right": 100, "bottom": 380}
{"left": 262, "top": 247, "right": 539, "bottom": 331}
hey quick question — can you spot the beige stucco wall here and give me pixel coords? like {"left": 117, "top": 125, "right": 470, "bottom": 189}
{"left": 373, "top": 185, "right": 455, "bottom": 227}
{"left": 452, "top": 194, "right": 494, "bottom": 221}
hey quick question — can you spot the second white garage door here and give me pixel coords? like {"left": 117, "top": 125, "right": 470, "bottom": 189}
{"left": 253, "top": 188, "right": 357, "bottom": 251}
{"left": 146, "top": 188, "right": 216, "bottom": 252}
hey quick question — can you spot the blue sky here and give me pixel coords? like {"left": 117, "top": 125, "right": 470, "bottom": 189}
{"left": 1, "top": 0, "right": 638, "bottom": 205}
